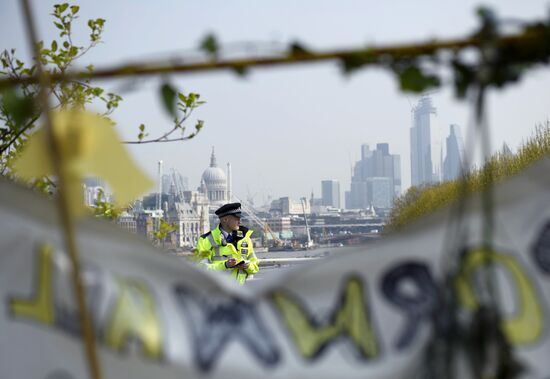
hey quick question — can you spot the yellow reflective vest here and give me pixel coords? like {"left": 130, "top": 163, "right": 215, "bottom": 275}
{"left": 195, "top": 224, "right": 259, "bottom": 284}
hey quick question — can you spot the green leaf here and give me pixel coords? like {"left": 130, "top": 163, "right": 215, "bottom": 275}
{"left": 160, "top": 83, "right": 177, "bottom": 117}
{"left": 232, "top": 64, "right": 248, "bottom": 77}
{"left": 397, "top": 66, "right": 440, "bottom": 93}
{"left": 69, "top": 46, "right": 78, "bottom": 57}
{"left": 186, "top": 92, "right": 196, "bottom": 106}
{"left": 1, "top": 89, "right": 36, "bottom": 126}
{"left": 452, "top": 60, "right": 475, "bottom": 99}
{"left": 137, "top": 123, "right": 148, "bottom": 141}
{"left": 289, "top": 41, "right": 311, "bottom": 57}
{"left": 51, "top": 40, "right": 58, "bottom": 52}
{"left": 92, "top": 87, "right": 104, "bottom": 96}
{"left": 54, "top": 22, "right": 64, "bottom": 30}
{"left": 195, "top": 120, "right": 204, "bottom": 130}
{"left": 58, "top": 3, "right": 69, "bottom": 13}
{"left": 340, "top": 52, "right": 371, "bottom": 75}
{"left": 63, "top": 41, "right": 70, "bottom": 48}
{"left": 199, "top": 33, "right": 219, "bottom": 58}
{"left": 70, "top": 5, "right": 80, "bottom": 14}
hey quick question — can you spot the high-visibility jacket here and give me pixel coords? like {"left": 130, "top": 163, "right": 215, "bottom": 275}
{"left": 194, "top": 224, "right": 259, "bottom": 284}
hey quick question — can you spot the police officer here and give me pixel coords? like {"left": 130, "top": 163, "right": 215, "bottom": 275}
{"left": 194, "top": 202, "right": 259, "bottom": 284}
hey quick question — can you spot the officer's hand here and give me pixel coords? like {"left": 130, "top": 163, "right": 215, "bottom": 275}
{"left": 225, "top": 258, "right": 238, "bottom": 268}
{"left": 237, "top": 261, "right": 250, "bottom": 269}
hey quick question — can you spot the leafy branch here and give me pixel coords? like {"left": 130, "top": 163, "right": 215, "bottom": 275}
{"left": 124, "top": 84, "right": 205, "bottom": 144}
{"left": 0, "top": 3, "right": 116, "bottom": 173}
{"left": 1, "top": 2, "right": 206, "bottom": 175}
{"left": 90, "top": 188, "right": 122, "bottom": 220}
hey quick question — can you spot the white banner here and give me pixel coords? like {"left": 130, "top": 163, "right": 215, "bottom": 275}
{"left": 3, "top": 159, "right": 550, "bottom": 378}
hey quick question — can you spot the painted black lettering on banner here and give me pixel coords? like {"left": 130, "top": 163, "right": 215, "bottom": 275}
{"left": 532, "top": 220, "right": 550, "bottom": 274}
{"left": 381, "top": 261, "right": 439, "bottom": 350}
{"left": 173, "top": 286, "right": 280, "bottom": 372}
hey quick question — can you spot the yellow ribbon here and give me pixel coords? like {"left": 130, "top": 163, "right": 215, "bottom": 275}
{"left": 13, "top": 110, "right": 153, "bottom": 216}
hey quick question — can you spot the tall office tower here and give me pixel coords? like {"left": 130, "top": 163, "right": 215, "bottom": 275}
{"left": 321, "top": 180, "right": 341, "bottom": 208}
{"left": 392, "top": 154, "right": 402, "bottom": 196}
{"left": 410, "top": 95, "right": 441, "bottom": 186}
{"left": 345, "top": 143, "right": 401, "bottom": 209}
{"left": 443, "top": 124, "right": 465, "bottom": 181}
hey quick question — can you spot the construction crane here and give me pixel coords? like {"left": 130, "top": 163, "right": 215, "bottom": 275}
{"left": 234, "top": 195, "right": 282, "bottom": 246}
{"left": 300, "top": 197, "right": 313, "bottom": 248}
{"left": 171, "top": 168, "right": 185, "bottom": 202}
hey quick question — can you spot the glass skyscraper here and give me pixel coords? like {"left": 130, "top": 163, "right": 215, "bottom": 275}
{"left": 410, "top": 95, "right": 441, "bottom": 186}
{"left": 443, "top": 124, "right": 464, "bottom": 181}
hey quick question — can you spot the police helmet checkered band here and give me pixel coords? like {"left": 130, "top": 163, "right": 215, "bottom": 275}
{"left": 215, "top": 202, "right": 242, "bottom": 218}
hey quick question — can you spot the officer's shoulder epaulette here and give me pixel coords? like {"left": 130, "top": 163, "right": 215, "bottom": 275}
{"left": 239, "top": 226, "right": 251, "bottom": 234}
{"left": 200, "top": 231, "right": 212, "bottom": 238}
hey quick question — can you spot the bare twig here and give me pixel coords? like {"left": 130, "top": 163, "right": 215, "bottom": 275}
{"left": 19, "top": 1, "right": 103, "bottom": 379}
{"left": 123, "top": 133, "right": 197, "bottom": 144}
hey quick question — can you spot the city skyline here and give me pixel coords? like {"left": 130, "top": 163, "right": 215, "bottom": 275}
{"left": 122, "top": 115, "right": 466, "bottom": 211}
{"left": 1, "top": 1, "right": 549, "bottom": 203}
{"left": 346, "top": 143, "right": 400, "bottom": 209}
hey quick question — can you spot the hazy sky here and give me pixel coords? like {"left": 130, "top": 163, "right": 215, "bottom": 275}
{"left": 2, "top": 0, "right": 550, "bottom": 206}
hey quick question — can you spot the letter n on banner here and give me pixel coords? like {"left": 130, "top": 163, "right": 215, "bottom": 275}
{"left": 104, "top": 280, "right": 163, "bottom": 360}
{"left": 270, "top": 276, "right": 380, "bottom": 360}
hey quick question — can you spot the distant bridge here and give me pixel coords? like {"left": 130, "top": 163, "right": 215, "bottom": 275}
{"left": 304, "top": 223, "right": 384, "bottom": 228}
{"left": 316, "top": 233, "right": 381, "bottom": 244}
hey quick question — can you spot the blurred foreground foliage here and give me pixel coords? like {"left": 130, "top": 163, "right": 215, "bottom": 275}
{"left": 90, "top": 188, "right": 121, "bottom": 220}
{"left": 153, "top": 218, "right": 177, "bottom": 247}
{"left": 386, "top": 121, "right": 550, "bottom": 232}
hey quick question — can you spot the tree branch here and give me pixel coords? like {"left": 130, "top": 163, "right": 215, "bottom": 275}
{"left": 123, "top": 133, "right": 197, "bottom": 144}
{"left": 0, "top": 114, "right": 40, "bottom": 154}
{"left": 1, "top": 30, "right": 547, "bottom": 89}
